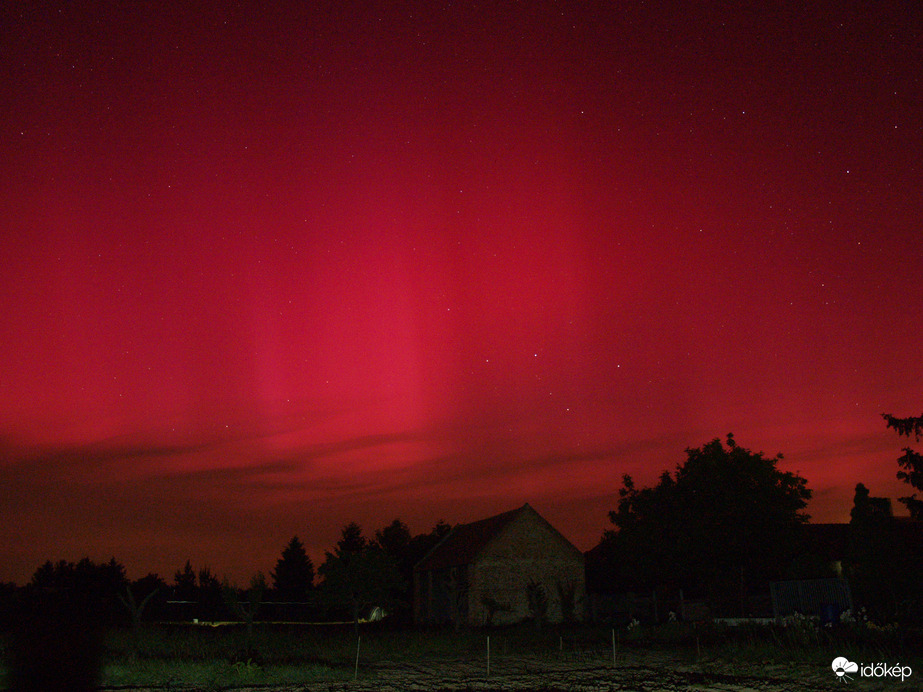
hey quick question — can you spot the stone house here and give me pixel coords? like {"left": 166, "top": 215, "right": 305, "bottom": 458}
{"left": 413, "top": 503, "right": 585, "bottom": 626}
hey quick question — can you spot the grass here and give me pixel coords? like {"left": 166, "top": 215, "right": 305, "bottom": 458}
{"left": 1, "top": 618, "right": 921, "bottom": 688}
{"left": 608, "top": 615, "right": 923, "bottom": 679}
{"left": 101, "top": 658, "right": 350, "bottom": 687}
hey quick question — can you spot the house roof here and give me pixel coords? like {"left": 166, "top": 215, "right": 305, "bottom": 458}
{"left": 413, "top": 503, "right": 531, "bottom": 572}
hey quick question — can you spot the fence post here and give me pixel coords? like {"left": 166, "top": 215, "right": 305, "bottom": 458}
{"left": 354, "top": 635, "right": 360, "bottom": 680}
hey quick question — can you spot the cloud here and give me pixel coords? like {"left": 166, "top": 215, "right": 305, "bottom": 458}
{"left": 832, "top": 657, "right": 858, "bottom": 677}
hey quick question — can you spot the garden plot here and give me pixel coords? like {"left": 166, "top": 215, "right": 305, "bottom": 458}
{"left": 99, "top": 649, "right": 897, "bottom": 691}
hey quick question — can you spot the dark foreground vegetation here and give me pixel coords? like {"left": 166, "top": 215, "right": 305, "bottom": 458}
{"left": 1, "top": 617, "right": 920, "bottom": 689}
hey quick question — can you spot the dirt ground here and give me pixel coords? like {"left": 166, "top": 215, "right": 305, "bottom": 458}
{"left": 103, "top": 649, "right": 914, "bottom": 691}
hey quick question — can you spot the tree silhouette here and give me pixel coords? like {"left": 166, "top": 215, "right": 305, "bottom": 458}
{"left": 271, "top": 536, "right": 315, "bottom": 601}
{"left": 605, "top": 434, "right": 811, "bottom": 614}
{"left": 882, "top": 412, "right": 923, "bottom": 519}
{"left": 12, "top": 557, "right": 127, "bottom": 691}
{"left": 375, "top": 519, "right": 412, "bottom": 563}
{"left": 372, "top": 519, "right": 452, "bottom": 622}
{"left": 337, "top": 522, "right": 368, "bottom": 553}
{"left": 197, "top": 566, "right": 223, "bottom": 620}
{"left": 30, "top": 557, "right": 127, "bottom": 599}
{"left": 173, "top": 560, "right": 197, "bottom": 600}
{"left": 847, "top": 483, "right": 901, "bottom": 620}
{"left": 28, "top": 557, "right": 128, "bottom": 625}
{"left": 129, "top": 573, "right": 168, "bottom": 619}
{"left": 172, "top": 561, "right": 223, "bottom": 620}
{"left": 374, "top": 519, "right": 413, "bottom": 613}
{"left": 318, "top": 523, "right": 404, "bottom": 631}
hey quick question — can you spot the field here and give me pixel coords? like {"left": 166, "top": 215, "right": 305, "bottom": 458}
{"left": 2, "top": 619, "right": 921, "bottom": 691}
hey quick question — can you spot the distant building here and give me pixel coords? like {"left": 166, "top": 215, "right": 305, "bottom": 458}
{"left": 413, "top": 503, "right": 586, "bottom": 626}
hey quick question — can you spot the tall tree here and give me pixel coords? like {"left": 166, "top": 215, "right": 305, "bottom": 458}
{"left": 30, "top": 557, "right": 128, "bottom": 599}
{"left": 337, "top": 522, "right": 368, "bottom": 554}
{"left": 847, "top": 483, "right": 903, "bottom": 620}
{"left": 271, "top": 536, "right": 315, "bottom": 601}
{"left": 375, "top": 519, "right": 413, "bottom": 590}
{"left": 606, "top": 434, "right": 811, "bottom": 613}
{"left": 196, "top": 566, "right": 223, "bottom": 620}
{"left": 24, "top": 557, "right": 129, "bottom": 629}
{"left": 374, "top": 519, "right": 452, "bottom": 622}
{"left": 318, "top": 523, "right": 404, "bottom": 631}
{"left": 173, "top": 560, "right": 197, "bottom": 600}
{"left": 375, "top": 519, "right": 412, "bottom": 561}
{"left": 172, "top": 562, "right": 221, "bottom": 619}
{"left": 882, "top": 412, "right": 923, "bottom": 518}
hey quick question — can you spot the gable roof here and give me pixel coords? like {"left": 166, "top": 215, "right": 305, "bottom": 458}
{"left": 414, "top": 505, "right": 523, "bottom": 572}
{"left": 414, "top": 503, "right": 582, "bottom": 572}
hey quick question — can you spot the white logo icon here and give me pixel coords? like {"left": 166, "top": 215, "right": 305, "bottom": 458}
{"left": 832, "top": 657, "right": 859, "bottom": 681}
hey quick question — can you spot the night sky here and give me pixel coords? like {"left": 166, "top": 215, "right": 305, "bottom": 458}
{"left": 2, "top": 2, "right": 921, "bottom": 585}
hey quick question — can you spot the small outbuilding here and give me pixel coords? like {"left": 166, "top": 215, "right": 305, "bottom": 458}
{"left": 413, "top": 503, "right": 585, "bottom": 626}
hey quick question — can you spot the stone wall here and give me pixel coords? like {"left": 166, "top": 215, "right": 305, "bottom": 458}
{"left": 469, "top": 509, "right": 585, "bottom": 626}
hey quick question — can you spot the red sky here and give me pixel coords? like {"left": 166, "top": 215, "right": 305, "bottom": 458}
{"left": 1, "top": 2, "right": 921, "bottom": 585}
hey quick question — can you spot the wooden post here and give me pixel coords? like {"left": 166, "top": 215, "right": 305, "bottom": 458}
{"left": 487, "top": 635, "right": 490, "bottom": 677}
{"left": 611, "top": 628, "right": 616, "bottom": 667}
{"left": 354, "top": 635, "right": 360, "bottom": 680}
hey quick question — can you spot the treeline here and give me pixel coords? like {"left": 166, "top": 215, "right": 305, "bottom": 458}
{"left": 590, "top": 430, "right": 923, "bottom": 624}
{"left": 3, "top": 414, "right": 921, "bottom": 631}
{"left": 0, "top": 518, "right": 451, "bottom": 629}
